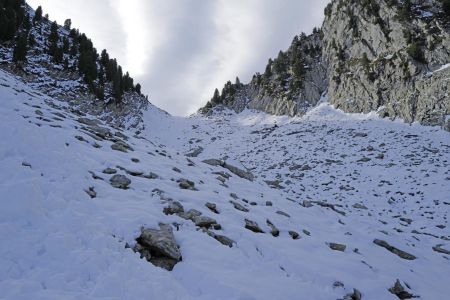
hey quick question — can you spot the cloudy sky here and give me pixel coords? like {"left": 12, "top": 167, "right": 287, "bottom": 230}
{"left": 27, "top": 0, "right": 329, "bottom": 116}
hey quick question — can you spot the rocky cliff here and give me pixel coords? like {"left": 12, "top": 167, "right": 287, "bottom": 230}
{"left": 202, "top": 0, "right": 450, "bottom": 130}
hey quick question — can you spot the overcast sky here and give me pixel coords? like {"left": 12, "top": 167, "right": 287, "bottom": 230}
{"left": 27, "top": 0, "right": 329, "bottom": 116}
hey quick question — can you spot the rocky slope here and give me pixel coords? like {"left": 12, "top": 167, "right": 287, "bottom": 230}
{"left": 0, "top": 1, "right": 449, "bottom": 299}
{"left": 202, "top": 0, "right": 450, "bottom": 131}
{"left": 1, "top": 68, "right": 449, "bottom": 299}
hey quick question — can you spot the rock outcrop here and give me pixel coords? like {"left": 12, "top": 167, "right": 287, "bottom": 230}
{"left": 323, "top": 0, "right": 450, "bottom": 130}
{"left": 134, "top": 224, "right": 182, "bottom": 271}
{"left": 202, "top": 0, "right": 450, "bottom": 131}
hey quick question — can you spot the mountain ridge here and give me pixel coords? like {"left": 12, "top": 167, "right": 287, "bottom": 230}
{"left": 202, "top": 0, "right": 450, "bottom": 131}
{"left": 0, "top": 1, "right": 149, "bottom": 130}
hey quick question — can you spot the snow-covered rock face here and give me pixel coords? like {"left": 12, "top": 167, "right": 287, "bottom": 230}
{"left": 2, "top": 68, "right": 449, "bottom": 299}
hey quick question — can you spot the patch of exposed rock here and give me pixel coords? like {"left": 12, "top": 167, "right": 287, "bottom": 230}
{"left": 373, "top": 239, "right": 416, "bottom": 260}
{"left": 134, "top": 224, "right": 182, "bottom": 271}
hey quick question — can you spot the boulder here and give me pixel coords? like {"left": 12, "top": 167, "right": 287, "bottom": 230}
{"left": 202, "top": 159, "right": 254, "bottom": 181}
{"left": 328, "top": 242, "right": 346, "bottom": 252}
{"left": 352, "top": 203, "right": 368, "bottom": 210}
{"left": 432, "top": 244, "right": 450, "bottom": 255}
{"left": 135, "top": 224, "right": 182, "bottom": 271}
{"left": 230, "top": 200, "right": 249, "bottom": 212}
{"left": 343, "top": 289, "right": 362, "bottom": 300}
{"left": 205, "top": 202, "right": 219, "bottom": 214}
{"left": 266, "top": 220, "right": 280, "bottom": 237}
{"left": 192, "top": 216, "right": 219, "bottom": 229}
{"left": 77, "top": 117, "right": 99, "bottom": 126}
{"left": 111, "top": 140, "right": 133, "bottom": 152}
{"left": 178, "top": 209, "right": 202, "bottom": 220}
{"left": 245, "top": 219, "right": 264, "bottom": 233}
{"left": 102, "top": 167, "right": 117, "bottom": 174}
{"left": 109, "top": 174, "right": 131, "bottom": 189}
{"left": 163, "top": 201, "right": 184, "bottom": 215}
{"left": 177, "top": 179, "right": 196, "bottom": 190}
{"left": 388, "top": 279, "right": 415, "bottom": 299}
{"left": 289, "top": 231, "right": 300, "bottom": 240}
{"left": 203, "top": 229, "right": 235, "bottom": 247}
{"left": 373, "top": 239, "right": 416, "bottom": 260}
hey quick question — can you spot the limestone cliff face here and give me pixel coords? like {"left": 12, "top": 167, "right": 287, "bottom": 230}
{"left": 202, "top": 0, "right": 450, "bottom": 130}
{"left": 323, "top": 0, "right": 450, "bottom": 128}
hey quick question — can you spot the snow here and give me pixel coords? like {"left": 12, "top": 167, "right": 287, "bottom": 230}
{"left": 0, "top": 68, "right": 449, "bottom": 299}
{"left": 435, "top": 63, "right": 450, "bottom": 73}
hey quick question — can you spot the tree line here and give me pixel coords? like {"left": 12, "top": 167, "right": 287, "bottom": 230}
{"left": 0, "top": 1, "right": 142, "bottom": 103}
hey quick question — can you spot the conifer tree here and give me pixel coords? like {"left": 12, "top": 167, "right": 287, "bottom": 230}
{"left": 48, "top": 21, "right": 59, "bottom": 57}
{"left": 211, "top": 88, "right": 220, "bottom": 104}
{"left": 135, "top": 83, "right": 141, "bottom": 95}
{"left": 62, "top": 37, "right": 70, "bottom": 53}
{"left": 100, "top": 49, "right": 109, "bottom": 67}
{"left": 64, "top": 19, "right": 71, "bottom": 30}
{"left": 112, "top": 70, "right": 122, "bottom": 103}
{"left": 33, "top": 6, "right": 42, "bottom": 23}
{"left": 13, "top": 33, "right": 28, "bottom": 62}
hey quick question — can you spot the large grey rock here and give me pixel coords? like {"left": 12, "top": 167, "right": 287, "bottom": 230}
{"left": 135, "top": 224, "right": 182, "bottom": 271}
{"left": 245, "top": 219, "right": 264, "bottom": 233}
{"left": 373, "top": 239, "right": 416, "bottom": 260}
{"left": 203, "top": 229, "right": 235, "bottom": 248}
{"left": 102, "top": 167, "right": 117, "bottom": 174}
{"left": 109, "top": 174, "right": 131, "bottom": 189}
{"left": 77, "top": 117, "right": 99, "bottom": 126}
{"left": 230, "top": 200, "right": 249, "bottom": 212}
{"left": 266, "top": 219, "right": 280, "bottom": 237}
{"left": 388, "top": 279, "right": 415, "bottom": 300}
{"left": 111, "top": 140, "right": 133, "bottom": 152}
{"left": 205, "top": 202, "right": 219, "bottom": 214}
{"left": 432, "top": 244, "right": 450, "bottom": 255}
{"left": 192, "top": 216, "right": 219, "bottom": 229}
{"left": 328, "top": 242, "right": 346, "bottom": 252}
{"left": 163, "top": 201, "right": 184, "bottom": 215}
{"left": 178, "top": 209, "right": 202, "bottom": 220}
{"left": 343, "top": 289, "right": 362, "bottom": 300}
{"left": 177, "top": 179, "right": 197, "bottom": 190}
{"left": 202, "top": 159, "right": 254, "bottom": 181}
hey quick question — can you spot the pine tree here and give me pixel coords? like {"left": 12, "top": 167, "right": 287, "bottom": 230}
{"left": 135, "top": 83, "right": 141, "bottom": 95}
{"left": 48, "top": 21, "right": 59, "bottom": 57}
{"left": 22, "top": 13, "right": 31, "bottom": 31}
{"left": 62, "top": 37, "right": 70, "bottom": 53}
{"left": 100, "top": 49, "right": 109, "bottom": 67}
{"left": 264, "top": 59, "right": 273, "bottom": 78}
{"left": 112, "top": 70, "right": 122, "bottom": 103}
{"left": 28, "top": 33, "right": 35, "bottom": 47}
{"left": 211, "top": 88, "right": 221, "bottom": 104}
{"left": 64, "top": 19, "right": 71, "bottom": 30}
{"left": 442, "top": 0, "right": 450, "bottom": 17}
{"left": 70, "top": 43, "right": 77, "bottom": 57}
{"left": 13, "top": 33, "right": 28, "bottom": 62}
{"left": 33, "top": 6, "right": 42, "bottom": 23}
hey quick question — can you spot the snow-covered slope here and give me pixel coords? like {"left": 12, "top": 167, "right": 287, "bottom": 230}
{"left": 1, "top": 68, "right": 449, "bottom": 300}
